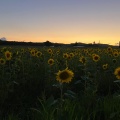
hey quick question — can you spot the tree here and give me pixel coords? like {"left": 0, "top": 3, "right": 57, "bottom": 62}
{"left": 44, "top": 40, "right": 53, "bottom": 46}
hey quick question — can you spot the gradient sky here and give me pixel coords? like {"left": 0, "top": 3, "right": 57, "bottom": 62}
{"left": 0, "top": 0, "right": 120, "bottom": 45}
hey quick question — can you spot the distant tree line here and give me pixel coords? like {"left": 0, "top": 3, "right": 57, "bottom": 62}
{"left": 0, "top": 40, "right": 66, "bottom": 47}
{"left": 0, "top": 39, "right": 111, "bottom": 47}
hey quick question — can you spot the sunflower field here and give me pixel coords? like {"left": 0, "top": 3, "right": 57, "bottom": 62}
{"left": 1, "top": 46, "right": 120, "bottom": 120}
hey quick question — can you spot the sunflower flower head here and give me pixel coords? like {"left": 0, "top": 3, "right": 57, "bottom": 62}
{"left": 67, "top": 55, "right": 72, "bottom": 60}
{"left": 5, "top": 51, "right": 12, "bottom": 60}
{"left": 48, "top": 58, "right": 54, "bottom": 66}
{"left": 102, "top": 64, "right": 108, "bottom": 70}
{"left": 36, "top": 51, "right": 42, "bottom": 57}
{"left": 114, "top": 67, "right": 120, "bottom": 79}
{"left": 92, "top": 54, "right": 100, "bottom": 62}
{"left": 107, "top": 47, "right": 112, "bottom": 52}
{"left": 0, "top": 58, "right": 6, "bottom": 65}
{"left": 47, "top": 49, "right": 53, "bottom": 54}
{"left": 30, "top": 49, "right": 36, "bottom": 56}
{"left": 69, "top": 52, "right": 74, "bottom": 58}
{"left": 79, "top": 56, "right": 86, "bottom": 64}
{"left": 113, "top": 51, "right": 119, "bottom": 57}
{"left": 56, "top": 67, "right": 74, "bottom": 83}
{"left": 63, "top": 53, "right": 69, "bottom": 59}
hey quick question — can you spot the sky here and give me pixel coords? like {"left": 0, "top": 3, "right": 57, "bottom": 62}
{"left": 0, "top": 0, "right": 120, "bottom": 45}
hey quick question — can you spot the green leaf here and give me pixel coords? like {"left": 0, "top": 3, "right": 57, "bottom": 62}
{"left": 81, "top": 76, "right": 89, "bottom": 80}
{"left": 110, "top": 112, "right": 117, "bottom": 119}
{"left": 12, "top": 81, "right": 19, "bottom": 85}
{"left": 66, "top": 90, "right": 76, "bottom": 96}
{"left": 64, "top": 93, "right": 76, "bottom": 99}
{"left": 74, "top": 80, "right": 81, "bottom": 84}
{"left": 114, "top": 80, "right": 120, "bottom": 83}
{"left": 46, "top": 96, "right": 58, "bottom": 107}
{"left": 52, "top": 83, "right": 61, "bottom": 88}
{"left": 64, "top": 90, "right": 76, "bottom": 99}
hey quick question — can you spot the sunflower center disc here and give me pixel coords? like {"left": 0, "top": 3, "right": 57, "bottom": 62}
{"left": 59, "top": 71, "right": 69, "bottom": 80}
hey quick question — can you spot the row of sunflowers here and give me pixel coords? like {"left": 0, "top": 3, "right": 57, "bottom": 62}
{"left": 0, "top": 46, "right": 120, "bottom": 82}
{"left": 1, "top": 46, "right": 120, "bottom": 119}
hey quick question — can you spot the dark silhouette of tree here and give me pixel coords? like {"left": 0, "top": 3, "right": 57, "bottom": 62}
{"left": 44, "top": 40, "right": 53, "bottom": 46}
{"left": 73, "top": 42, "right": 78, "bottom": 46}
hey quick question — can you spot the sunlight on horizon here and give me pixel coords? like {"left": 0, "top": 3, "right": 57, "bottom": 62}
{"left": 0, "top": 0, "right": 120, "bottom": 46}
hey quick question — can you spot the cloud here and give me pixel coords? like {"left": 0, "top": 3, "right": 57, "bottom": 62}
{"left": 0, "top": 37, "right": 7, "bottom": 41}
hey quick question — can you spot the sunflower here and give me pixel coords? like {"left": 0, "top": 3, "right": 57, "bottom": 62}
{"left": 56, "top": 67, "right": 74, "bottom": 83}
{"left": 36, "top": 51, "right": 42, "bottom": 57}
{"left": 30, "top": 49, "right": 36, "bottom": 56}
{"left": 0, "top": 58, "right": 6, "bottom": 65}
{"left": 47, "top": 49, "right": 53, "bottom": 54}
{"left": 113, "top": 52, "right": 119, "bottom": 57}
{"left": 67, "top": 55, "right": 72, "bottom": 60}
{"left": 56, "top": 50, "right": 60, "bottom": 55}
{"left": 92, "top": 54, "right": 100, "bottom": 62}
{"left": 5, "top": 51, "right": 12, "bottom": 60}
{"left": 69, "top": 53, "right": 74, "bottom": 58}
{"left": 107, "top": 47, "right": 112, "bottom": 52}
{"left": 48, "top": 58, "right": 54, "bottom": 66}
{"left": 63, "top": 53, "right": 68, "bottom": 59}
{"left": 79, "top": 56, "right": 86, "bottom": 64}
{"left": 114, "top": 67, "right": 120, "bottom": 79}
{"left": 102, "top": 64, "right": 108, "bottom": 70}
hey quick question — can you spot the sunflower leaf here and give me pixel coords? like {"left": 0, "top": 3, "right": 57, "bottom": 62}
{"left": 12, "top": 81, "right": 19, "bottom": 85}
{"left": 64, "top": 90, "right": 76, "bottom": 99}
{"left": 52, "top": 83, "right": 61, "bottom": 88}
{"left": 46, "top": 96, "right": 58, "bottom": 107}
{"left": 81, "top": 76, "right": 89, "bottom": 80}
{"left": 74, "top": 80, "right": 81, "bottom": 84}
{"left": 114, "top": 80, "right": 120, "bottom": 83}
{"left": 64, "top": 93, "right": 76, "bottom": 99}
{"left": 66, "top": 90, "right": 76, "bottom": 96}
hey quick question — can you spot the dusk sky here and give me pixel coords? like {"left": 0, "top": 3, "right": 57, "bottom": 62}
{"left": 0, "top": 0, "right": 120, "bottom": 45}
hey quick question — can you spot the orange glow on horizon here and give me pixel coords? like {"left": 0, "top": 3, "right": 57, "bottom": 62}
{"left": 6, "top": 35, "right": 120, "bottom": 46}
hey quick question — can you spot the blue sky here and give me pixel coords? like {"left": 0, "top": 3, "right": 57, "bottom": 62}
{"left": 0, "top": 0, "right": 120, "bottom": 45}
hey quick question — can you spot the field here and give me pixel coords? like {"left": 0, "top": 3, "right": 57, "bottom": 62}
{"left": 0, "top": 46, "right": 120, "bottom": 120}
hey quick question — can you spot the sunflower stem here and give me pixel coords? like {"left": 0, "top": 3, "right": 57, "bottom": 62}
{"left": 66, "top": 60, "right": 68, "bottom": 67}
{"left": 60, "top": 83, "right": 63, "bottom": 117}
{"left": 60, "top": 82, "right": 63, "bottom": 101}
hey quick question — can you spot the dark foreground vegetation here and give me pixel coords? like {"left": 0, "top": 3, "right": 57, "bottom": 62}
{"left": 0, "top": 43, "right": 120, "bottom": 120}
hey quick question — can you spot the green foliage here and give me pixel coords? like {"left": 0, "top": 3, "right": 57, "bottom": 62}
{"left": 0, "top": 46, "right": 120, "bottom": 119}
